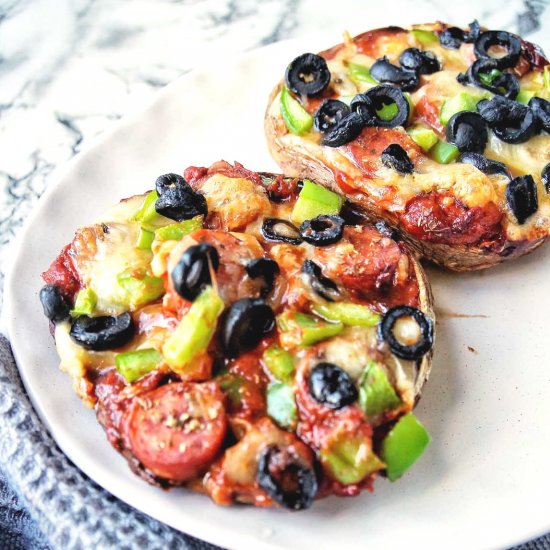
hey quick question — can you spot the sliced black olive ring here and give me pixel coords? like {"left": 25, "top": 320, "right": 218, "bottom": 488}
{"left": 285, "top": 53, "right": 331, "bottom": 97}
{"left": 39, "top": 285, "right": 70, "bottom": 322}
{"left": 381, "top": 143, "right": 414, "bottom": 174}
{"left": 308, "top": 362, "right": 358, "bottom": 409}
{"left": 299, "top": 215, "right": 345, "bottom": 246}
{"left": 506, "top": 175, "right": 538, "bottom": 225}
{"left": 458, "top": 152, "right": 511, "bottom": 178}
{"left": 459, "top": 59, "right": 519, "bottom": 99}
{"left": 355, "top": 85, "right": 410, "bottom": 128}
{"left": 155, "top": 185, "right": 207, "bottom": 222}
{"left": 474, "top": 30, "right": 521, "bottom": 69}
{"left": 476, "top": 95, "right": 523, "bottom": 125}
{"left": 314, "top": 99, "right": 350, "bottom": 133}
{"left": 529, "top": 97, "right": 550, "bottom": 134}
{"left": 439, "top": 26, "right": 466, "bottom": 49}
{"left": 70, "top": 312, "right": 134, "bottom": 351}
{"left": 245, "top": 258, "right": 280, "bottom": 297}
{"left": 542, "top": 163, "right": 550, "bottom": 194}
{"left": 172, "top": 243, "right": 220, "bottom": 302}
{"left": 301, "top": 260, "right": 341, "bottom": 302}
{"left": 491, "top": 109, "right": 540, "bottom": 144}
{"left": 446, "top": 111, "right": 488, "bottom": 154}
{"left": 155, "top": 173, "right": 186, "bottom": 196}
{"left": 464, "top": 20, "right": 481, "bottom": 43}
{"left": 257, "top": 445, "right": 318, "bottom": 511}
{"left": 261, "top": 218, "right": 302, "bottom": 245}
{"left": 378, "top": 305, "right": 433, "bottom": 361}
{"left": 399, "top": 48, "right": 440, "bottom": 75}
{"left": 321, "top": 112, "right": 364, "bottom": 147}
{"left": 369, "top": 57, "right": 419, "bottom": 91}
{"left": 220, "top": 298, "right": 275, "bottom": 358}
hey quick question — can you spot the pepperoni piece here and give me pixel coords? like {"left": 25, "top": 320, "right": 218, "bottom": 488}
{"left": 122, "top": 381, "right": 227, "bottom": 482}
{"left": 42, "top": 244, "right": 80, "bottom": 298}
{"left": 401, "top": 191, "right": 503, "bottom": 246}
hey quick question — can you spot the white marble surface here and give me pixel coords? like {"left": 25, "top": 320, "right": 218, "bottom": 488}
{"left": 0, "top": 0, "right": 548, "bottom": 301}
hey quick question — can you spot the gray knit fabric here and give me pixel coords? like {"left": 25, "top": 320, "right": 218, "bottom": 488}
{"left": 0, "top": 331, "right": 548, "bottom": 549}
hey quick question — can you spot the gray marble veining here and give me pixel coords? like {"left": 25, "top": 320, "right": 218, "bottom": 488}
{"left": 0, "top": 0, "right": 548, "bottom": 302}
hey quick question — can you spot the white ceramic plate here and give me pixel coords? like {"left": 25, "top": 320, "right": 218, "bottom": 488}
{"left": 5, "top": 38, "right": 550, "bottom": 550}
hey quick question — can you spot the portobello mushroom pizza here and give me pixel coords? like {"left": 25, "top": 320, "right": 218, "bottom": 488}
{"left": 40, "top": 161, "right": 434, "bottom": 510}
{"left": 265, "top": 22, "right": 550, "bottom": 270}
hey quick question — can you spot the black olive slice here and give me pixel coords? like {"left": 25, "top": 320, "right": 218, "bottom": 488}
{"left": 474, "top": 30, "right": 521, "bottom": 69}
{"left": 529, "top": 97, "right": 550, "bottom": 134}
{"left": 542, "top": 163, "right": 550, "bottom": 194}
{"left": 321, "top": 112, "right": 364, "bottom": 147}
{"left": 39, "top": 285, "right": 70, "bottom": 322}
{"left": 301, "top": 260, "right": 341, "bottom": 302}
{"left": 476, "top": 95, "right": 524, "bottom": 125}
{"left": 458, "top": 152, "right": 511, "bottom": 178}
{"left": 459, "top": 59, "right": 519, "bottom": 99}
{"left": 446, "top": 111, "right": 488, "bottom": 154}
{"left": 338, "top": 200, "right": 369, "bottom": 226}
{"left": 245, "top": 258, "right": 280, "bottom": 297}
{"left": 155, "top": 186, "right": 207, "bottom": 221}
{"left": 506, "top": 175, "right": 538, "bottom": 224}
{"left": 381, "top": 144, "right": 414, "bottom": 174}
{"left": 171, "top": 243, "right": 219, "bottom": 302}
{"left": 378, "top": 306, "right": 433, "bottom": 361}
{"left": 439, "top": 26, "right": 466, "bottom": 49}
{"left": 257, "top": 446, "right": 318, "bottom": 511}
{"left": 369, "top": 57, "right": 419, "bottom": 91}
{"left": 155, "top": 173, "right": 186, "bottom": 196}
{"left": 399, "top": 48, "right": 440, "bottom": 75}
{"left": 314, "top": 99, "right": 350, "bottom": 133}
{"left": 285, "top": 53, "right": 331, "bottom": 97}
{"left": 464, "top": 20, "right": 481, "bottom": 43}
{"left": 299, "top": 215, "right": 345, "bottom": 246}
{"left": 261, "top": 218, "right": 302, "bottom": 245}
{"left": 220, "top": 298, "right": 275, "bottom": 358}
{"left": 491, "top": 110, "right": 540, "bottom": 144}
{"left": 70, "top": 313, "right": 134, "bottom": 351}
{"left": 308, "top": 362, "right": 358, "bottom": 409}
{"left": 357, "top": 85, "right": 410, "bottom": 128}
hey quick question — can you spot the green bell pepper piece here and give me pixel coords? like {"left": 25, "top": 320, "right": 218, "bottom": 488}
{"left": 136, "top": 227, "right": 155, "bottom": 250}
{"left": 280, "top": 85, "right": 313, "bottom": 135}
{"left": 411, "top": 29, "right": 438, "bottom": 45}
{"left": 376, "top": 92, "right": 413, "bottom": 123}
{"left": 516, "top": 89, "right": 536, "bottom": 104}
{"left": 477, "top": 68, "right": 501, "bottom": 87}
{"left": 407, "top": 126, "right": 438, "bottom": 152}
{"left": 115, "top": 348, "right": 163, "bottom": 383}
{"left": 162, "top": 286, "right": 224, "bottom": 373}
{"left": 134, "top": 190, "right": 160, "bottom": 224}
{"left": 431, "top": 140, "right": 459, "bottom": 164}
{"left": 381, "top": 413, "right": 431, "bottom": 481}
{"left": 359, "top": 361, "right": 401, "bottom": 418}
{"left": 321, "top": 434, "right": 385, "bottom": 484}
{"left": 155, "top": 217, "right": 203, "bottom": 241}
{"left": 291, "top": 179, "right": 343, "bottom": 225}
{"left": 277, "top": 311, "right": 344, "bottom": 346}
{"left": 312, "top": 302, "right": 380, "bottom": 327}
{"left": 439, "top": 92, "right": 482, "bottom": 125}
{"left": 71, "top": 288, "right": 97, "bottom": 316}
{"left": 267, "top": 382, "right": 297, "bottom": 430}
{"left": 348, "top": 62, "right": 376, "bottom": 85}
{"left": 544, "top": 66, "right": 550, "bottom": 92}
{"left": 116, "top": 272, "right": 165, "bottom": 309}
{"left": 218, "top": 373, "right": 245, "bottom": 408}
{"left": 262, "top": 345, "right": 295, "bottom": 382}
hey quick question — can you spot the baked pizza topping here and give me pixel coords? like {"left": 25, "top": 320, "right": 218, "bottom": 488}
{"left": 41, "top": 161, "right": 434, "bottom": 509}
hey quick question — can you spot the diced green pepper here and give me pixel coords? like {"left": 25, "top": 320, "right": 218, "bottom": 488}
{"left": 381, "top": 413, "right": 430, "bottom": 481}
{"left": 262, "top": 345, "right": 295, "bottom": 382}
{"left": 267, "top": 382, "right": 297, "bottom": 430}
{"left": 321, "top": 434, "right": 385, "bottom": 484}
{"left": 516, "top": 89, "right": 536, "bottom": 104}
{"left": 116, "top": 272, "right": 165, "bottom": 309}
{"left": 162, "top": 286, "right": 224, "bottom": 373}
{"left": 136, "top": 227, "right": 155, "bottom": 250}
{"left": 277, "top": 311, "right": 344, "bottom": 346}
{"left": 312, "top": 302, "right": 380, "bottom": 327}
{"left": 407, "top": 126, "right": 438, "bottom": 152}
{"left": 291, "top": 179, "right": 343, "bottom": 225}
{"left": 359, "top": 361, "right": 401, "bottom": 418}
{"left": 439, "top": 92, "right": 481, "bottom": 125}
{"left": 431, "top": 139, "right": 459, "bottom": 164}
{"left": 134, "top": 190, "right": 160, "bottom": 224}
{"left": 478, "top": 68, "right": 501, "bottom": 87}
{"left": 544, "top": 66, "right": 550, "bottom": 92}
{"left": 377, "top": 93, "right": 413, "bottom": 122}
{"left": 71, "top": 288, "right": 97, "bottom": 316}
{"left": 115, "top": 348, "right": 163, "bottom": 383}
{"left": 348, "top": 62, "right": 376, "bottom": 85}
{"left": 218, "top": 373, "right": 244, "bottom": 408}
{"left": 411, "top": 29, "right": 438, "bottom": 45}
{"left": 155, "top": 217, "right": 203, "bottom": 241}
{"left": 280, "top": 85, "right": 314, "bottom": 136}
